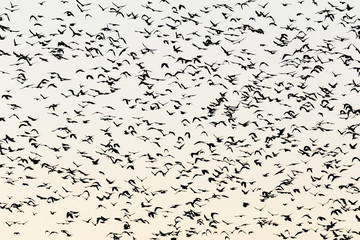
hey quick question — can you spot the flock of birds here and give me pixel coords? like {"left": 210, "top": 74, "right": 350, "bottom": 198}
{"left": 1, "top": 0, "right": 360, "bottom": 239}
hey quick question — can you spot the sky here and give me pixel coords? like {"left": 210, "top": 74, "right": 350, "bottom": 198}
{"left": 0, "top": 0, "right": 360, "bottom": 239}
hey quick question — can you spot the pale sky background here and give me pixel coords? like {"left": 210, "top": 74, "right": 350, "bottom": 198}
{"left": 0, "top": 0, "right": 360, "bottom": 239}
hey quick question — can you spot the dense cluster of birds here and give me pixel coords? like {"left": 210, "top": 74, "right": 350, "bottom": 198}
{"left": 1, "top": 0, "right": 360, "bottom": 239}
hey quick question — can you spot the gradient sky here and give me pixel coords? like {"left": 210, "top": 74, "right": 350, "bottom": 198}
{"left": 0, "top": 0, "right": 360, "bottom": 239}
